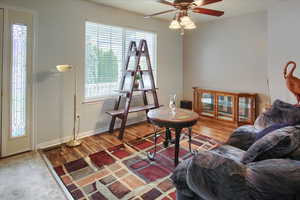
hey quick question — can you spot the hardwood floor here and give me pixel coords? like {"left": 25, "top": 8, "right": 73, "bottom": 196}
{"left": 43, "top": 119, "right": 234, "bottom": 167}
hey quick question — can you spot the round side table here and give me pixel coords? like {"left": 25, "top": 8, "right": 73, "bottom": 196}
{"left": 147, "top": 107, "right": 199, "bottom": 166}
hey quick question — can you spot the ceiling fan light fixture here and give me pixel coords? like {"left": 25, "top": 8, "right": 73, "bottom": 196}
{"left": 184, "top": 21, "right": 197, "bottom": 30}
{"left": 146, "top": 0, "right": 224, "bottom": 34}
{"left": 180, "top": 15, "right": 193, "bottom": 26}
{"left": 169, "top": 19, "right": 181, "bottom": 30}
{"left": 194, "top": 0, "right": 204, "bottom": 6}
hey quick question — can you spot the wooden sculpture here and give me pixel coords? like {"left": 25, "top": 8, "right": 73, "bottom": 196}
{"left": 284, "top": 61, "right": 300, "bottom": 105}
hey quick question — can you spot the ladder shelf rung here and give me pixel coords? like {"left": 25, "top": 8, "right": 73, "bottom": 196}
{"left": 106, "top": 104, "right": 160, "bottom": 116}
{"left": 115, "top": 88, "right": 158, "bottom": 94}
{"left": 126, "top": 69, "right": 151, "bottom": 73}
{"left": 128, "top": 51, "right": 147, "bottom": 57}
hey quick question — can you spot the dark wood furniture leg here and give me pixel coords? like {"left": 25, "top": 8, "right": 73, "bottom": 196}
{"left": 188, "top": 127, "right": 192, "bottom": 152}
{"left": 164, "top": 128, "right": 172, "bottom": 148}
{"left": 148, "top": 126, "right": 159, "bottom": 161}
{"left": 174, "top": 128, "right": 182, "bottom": 166}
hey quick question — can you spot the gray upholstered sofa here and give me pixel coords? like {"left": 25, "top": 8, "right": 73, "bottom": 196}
{"left": 172, "top": 100, "right": 300, "bottom": 200}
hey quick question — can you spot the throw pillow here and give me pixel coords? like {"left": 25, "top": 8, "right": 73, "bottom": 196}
{"left": 242, "top": 126, "right": 300, "bottom": 164}
{"left": 254, "top": 100, "right": 300, "bottom": 130}
{"left": 255, "top": 123, "right": 292, "bottom": 141}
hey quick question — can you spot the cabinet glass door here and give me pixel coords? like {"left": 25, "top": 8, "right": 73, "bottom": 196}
{"left": 217, "top": 95, "right": 234, "bottom": 121}
{"left": 200, "top": 92, "right": 215, "bottom": 117}
{"left": 239, "top": 97, "right": 252, "bottom": 122}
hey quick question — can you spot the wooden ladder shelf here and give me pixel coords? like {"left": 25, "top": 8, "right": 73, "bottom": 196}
{"left": 106, "top": 40, "right": 160, "bottom": 139}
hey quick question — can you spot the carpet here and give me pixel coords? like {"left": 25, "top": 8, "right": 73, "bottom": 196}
{"left": 44, "top": 130, "right": 220, "bottom": 200}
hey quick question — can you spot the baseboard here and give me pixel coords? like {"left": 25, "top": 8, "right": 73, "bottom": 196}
{"left": 37, "top": 119, "right": 146, "bottom": 150}
{"left": 36, "top": 129, "right": 103, "bottom": 150}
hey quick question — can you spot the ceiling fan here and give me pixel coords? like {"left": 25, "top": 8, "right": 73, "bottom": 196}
{"left": 144, "top": 0, "right": 224, "bottom": 34}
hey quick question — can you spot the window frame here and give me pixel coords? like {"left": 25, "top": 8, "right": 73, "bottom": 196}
{"left": 83, "top": 21, "right": 158, "bottom": 102}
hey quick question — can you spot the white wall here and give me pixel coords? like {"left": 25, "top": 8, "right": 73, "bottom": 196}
{"left": 7, "top": 0, "right": 296, "bottom": 148}
{"left": 183, "top": 12, "right": 269, "bottom": 113}
{"left": 268, "top": 0, "right": 300, "bottom": 103}
{"left": 0, "top": 0, "right": 183, "bottom": 147}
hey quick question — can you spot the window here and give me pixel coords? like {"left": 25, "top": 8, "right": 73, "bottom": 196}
{"left": 85, "top": 22, "right": 157, "bottom": 100}
{"left": 11, "top": 24, "right": 27, "bottom": 137}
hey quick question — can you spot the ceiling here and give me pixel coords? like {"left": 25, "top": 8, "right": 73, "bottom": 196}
{"left": 87, "top": 0, "right": 271, "bottom": 23}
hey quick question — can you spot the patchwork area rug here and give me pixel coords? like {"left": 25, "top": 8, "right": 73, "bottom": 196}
{"left": 44, "top": 130, "right": 219, "bottom": 200}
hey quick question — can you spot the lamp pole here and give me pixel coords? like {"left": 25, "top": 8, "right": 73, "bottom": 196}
{"left": 56, "top": 64, "right": 82, "bottom": 147}
{"left": 66, "top": 65, "right": 82, "bottom": 147}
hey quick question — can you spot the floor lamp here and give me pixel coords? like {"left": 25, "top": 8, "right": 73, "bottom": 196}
{"left": 56, "top": 64, "right": 82, "bottom": 147}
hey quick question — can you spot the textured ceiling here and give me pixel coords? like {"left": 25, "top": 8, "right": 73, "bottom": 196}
{"left": 87, "top": 0, "right": 271, "bottom": 23}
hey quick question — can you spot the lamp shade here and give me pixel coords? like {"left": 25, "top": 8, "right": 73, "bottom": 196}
{"left": 169, "top": 19, "right": 181, "bottom": 30}
{"left": 195, "top": 0, "right": 204, "bottom": 6}
{"left": 180, "top": 16, "right": 193, "bottom": 26}
{"left": 56, "top": 64, "right": 72, "bottom": 72}
{"left": 184, "top": 21, "right": 197, "bottom": 30}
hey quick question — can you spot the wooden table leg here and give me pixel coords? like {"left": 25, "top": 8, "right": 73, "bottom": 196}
{"left": 164, "top": 128, "right": 172, "bottom": 148}
{"left": 174, "top": 128, "right": 182, "bottom": 166}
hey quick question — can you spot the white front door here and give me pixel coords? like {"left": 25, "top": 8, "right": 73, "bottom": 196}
{"left": 1, "top": 9, "right": 34, "bottom": 157}
{"left": 0, "top": 8, "right": 3, "bottom": 155}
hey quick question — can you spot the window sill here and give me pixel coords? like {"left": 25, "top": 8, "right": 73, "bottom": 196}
{"left": 82, "top": 93, "right": 144, "bottom": 105}
{"left": 82, "top": 99, "right": 104, "bottom": 105}
{"left": 82, "top": 95, "right": 119, "bottom": 105}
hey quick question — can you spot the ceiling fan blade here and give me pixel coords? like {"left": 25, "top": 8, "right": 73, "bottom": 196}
{"left": 144, "top": 9, "right": 177, "bottom": 18}
{"left": 156, "top": 0, "right": 174, "bottom": 6}
{"left": 194, "top": 0, "right": 223, "bottom": 6}
{"left": 193, "top": 7, "right": 224, "bottom": 17}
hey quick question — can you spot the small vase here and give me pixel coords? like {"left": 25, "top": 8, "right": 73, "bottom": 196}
{"left": 169, "top": 94, "right": 176, "bottom": 112}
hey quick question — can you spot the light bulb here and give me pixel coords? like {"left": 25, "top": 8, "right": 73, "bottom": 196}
{"left": 180, "top": 16, "right": 193, "bottom": 26}
{"left": 180, "top": 29, "right": 185, "bottom": 36}
{"left": 169, "top": 19, "right": 181, "bottom": 30}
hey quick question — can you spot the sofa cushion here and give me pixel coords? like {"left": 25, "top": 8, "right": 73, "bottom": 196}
{"left": 211, "top": 145, "right": 245, "bottom": 162}
{"left": 254, "top": 100, "right": 300, "bottom": 130}
{"left": 226, "top": 125, "right": 259, "bottom": 151}
{"left": 289, "top": 147, "right": 300, "bottom": 161}
{"left": 246, "top": 159, "right": 300, "bottom": 199}
{"left": 186, "top": 151, "right": 250, "bottom": 200}
{"left": 171, "top": 158, "right": 196, "bottom": 198}
{"left": 242, "top": 126, "right": 300, "bottom": 164}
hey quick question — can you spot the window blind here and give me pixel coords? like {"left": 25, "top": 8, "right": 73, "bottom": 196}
{"left": 85, "top": 22, "right": 123, "bottom": 99}
{"left": 125, "top": 29, "right": 156, "bottom": 71}
{"left": 85, "top": 22, "right": 157, "bottom": 100}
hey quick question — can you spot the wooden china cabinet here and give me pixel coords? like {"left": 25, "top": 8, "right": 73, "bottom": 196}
{"left": 193, "top": 87, "right": 257, "bottom": 127}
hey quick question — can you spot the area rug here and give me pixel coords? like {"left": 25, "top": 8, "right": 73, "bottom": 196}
{"left": 44, "top": 130, "right": 220, "bottom": 200}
